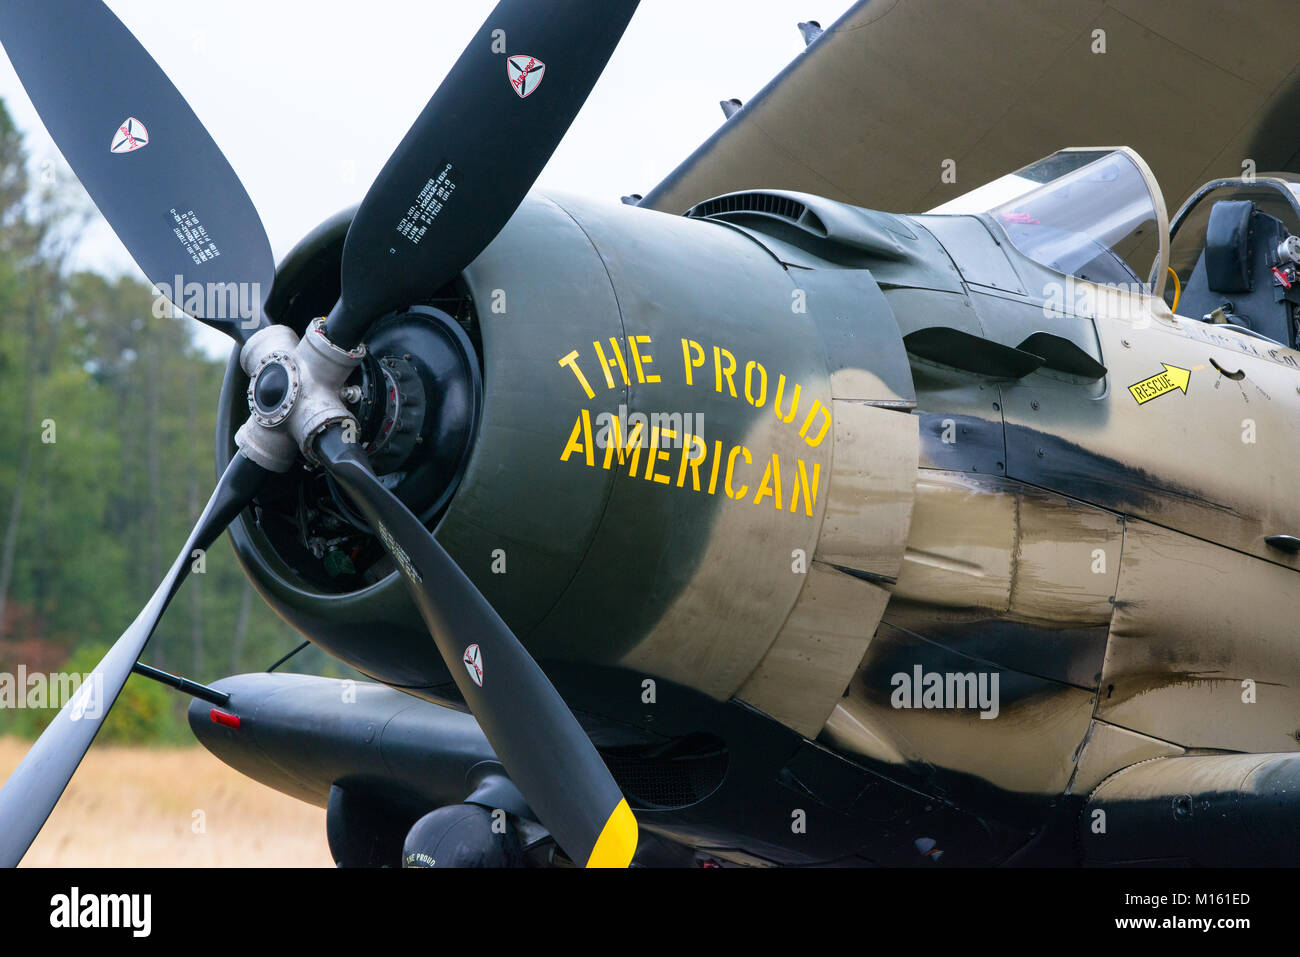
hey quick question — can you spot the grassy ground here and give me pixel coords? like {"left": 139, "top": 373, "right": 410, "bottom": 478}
{"left": 0, "top": 737, "right": 334, "bottom": 867}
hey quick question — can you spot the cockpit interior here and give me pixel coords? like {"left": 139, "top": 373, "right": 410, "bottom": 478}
{"left": 1166, "top": 175, "right": 1300, "bottom": 349}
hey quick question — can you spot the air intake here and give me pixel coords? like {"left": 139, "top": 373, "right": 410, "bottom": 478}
{"left": 688, "top": 191, "right": 828, "bottom": 235}
{"left": 684, "top": 189, "right": 912, "bottom": 264}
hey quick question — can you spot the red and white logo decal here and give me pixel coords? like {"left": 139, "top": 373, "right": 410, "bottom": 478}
{"left": 463, "top": 643, "right": 484, "bottom": 687}
{"left": 111, "top": 117, "right": 150, "bottom": 154}
{"left": 507, "top": 55, "right": 546, "bottom": 98}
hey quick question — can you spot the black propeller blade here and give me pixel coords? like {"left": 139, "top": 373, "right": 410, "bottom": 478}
{"left": 0, "top": 0, "right": 643, "bottom": 867}
{"left": 325, "top": 0, "right": 640, "bottom": 350}
{"left": 0, "top": 453, "right": 268, "bottom": 867}
{"left": 315, "top": 426, "right": 637, "bottom": 867}
{"left": 315, "top": 0, "right": 642, "bottom": 863}
{"left": 0, "top": 0, "right": 275, "bottom": 343}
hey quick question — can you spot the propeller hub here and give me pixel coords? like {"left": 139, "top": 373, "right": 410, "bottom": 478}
{"left": 235, "top": 319, "right": 366, "bottom": 473}
{"left": 247, "top": 352, "right": 299, "bottom": 428}
{"left": 328, "top": 305, "right": 482, "bottom": 529}
{"left": 254, "top": 361, "right": 291, "bottom": 410}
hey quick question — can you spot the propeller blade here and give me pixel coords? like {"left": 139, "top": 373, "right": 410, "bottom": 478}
{"left": 0, "top": 453, "right": 267, "bottom": 866}
{"left": 315, "top": 426, "right": 637, "bottom": 867}
{"left": 324, "top": 0, "right": 640, "bottom": 349}
{"left": 0, "top": 0, "right": 275, "bottom": 342}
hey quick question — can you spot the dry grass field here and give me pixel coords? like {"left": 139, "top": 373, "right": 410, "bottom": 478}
{"left": 0, "top": 737, "right": 334, "bottom": 867}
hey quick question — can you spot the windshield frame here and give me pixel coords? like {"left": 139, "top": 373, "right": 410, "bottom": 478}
{"left": 941, "top": 147, "right": 1171, "bottom": 299}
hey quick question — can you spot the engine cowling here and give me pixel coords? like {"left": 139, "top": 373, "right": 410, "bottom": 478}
{"left": 218, "top": 194, "right": 919, "bottom": 731}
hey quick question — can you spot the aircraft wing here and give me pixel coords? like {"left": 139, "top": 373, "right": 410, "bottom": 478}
{"left": 641, "top": 0, "right": 1300, "bottom": 215}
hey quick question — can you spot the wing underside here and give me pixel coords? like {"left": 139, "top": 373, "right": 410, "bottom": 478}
{"left": 643, "top": 0, "right": 1300, "bottom": 215}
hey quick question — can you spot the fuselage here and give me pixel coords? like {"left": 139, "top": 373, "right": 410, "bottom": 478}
{"left": 213, "top": 188, "right": 1300, "bottom": 863}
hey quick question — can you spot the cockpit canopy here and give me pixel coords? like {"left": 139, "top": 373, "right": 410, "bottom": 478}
{"left": 928, "top": 148, "right": 1300, "bottom": 348}
{"left": 931, "top": 147, "right": 1170, "bottom": 299}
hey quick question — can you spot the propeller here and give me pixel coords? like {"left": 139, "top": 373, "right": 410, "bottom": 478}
{"left": 0, "top": 1, "right": 275, "bottom": 343}
{"left": 0, "top": 0, "right": 640, "bottom": 867}
{"left": 0, "top": 453, "right": 268, "bottom": 867}
{"left": 316, "top": 427, "right": 636, "bottom": 867}
{"left": 325, "top": 0, "right": 641, "bottom": 350}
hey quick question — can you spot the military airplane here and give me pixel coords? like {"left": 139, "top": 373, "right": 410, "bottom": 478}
{"left": 4, "top": 0, "right": 1300, "bottom": 867}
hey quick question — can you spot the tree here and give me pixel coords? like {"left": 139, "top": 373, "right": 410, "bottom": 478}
{"left": 0, "top": 94, "right": 320, "bottom": 741}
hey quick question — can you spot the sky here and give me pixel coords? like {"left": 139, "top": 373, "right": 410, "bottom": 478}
{"left": 0, "top": 0, "right": 850, "bottom": 356}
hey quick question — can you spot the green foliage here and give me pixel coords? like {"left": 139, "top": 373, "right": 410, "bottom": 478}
{"left": 6, "top": 644, "right": 184, "bottom": 745}
{"left": 0, "top": 97, "right": 313, "bottom": 743}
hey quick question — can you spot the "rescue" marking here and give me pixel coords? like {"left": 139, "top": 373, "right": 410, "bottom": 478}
{"left": 1128, "top": 364, "right": 1191, "bottom": 405}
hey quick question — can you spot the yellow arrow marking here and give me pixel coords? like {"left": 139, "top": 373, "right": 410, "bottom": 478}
{"left": 1128, "top": 364, "right": 1191, "bottom": 405}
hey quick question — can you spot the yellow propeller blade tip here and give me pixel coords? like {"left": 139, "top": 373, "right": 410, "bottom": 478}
{"left": 586, "top": 799, "right": 638, "bottom": 868}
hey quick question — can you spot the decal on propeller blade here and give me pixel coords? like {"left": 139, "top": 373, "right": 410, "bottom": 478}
{"left": 507, "top": 55, "right": 546, "bottom": 98}
{"left": 463, "top": 644, "right": 484, "bottom": 687}
{"left": 110, "top": 117, "right": 149, "bottom": 154}
{"left": 374, "top": 519, "right": 423, "bottom": 584}
{"left": 169, "top": 209, "right": 222, "bottom": 266}
{"left": 396, "top": 163, "right": 457, "bottom": 247}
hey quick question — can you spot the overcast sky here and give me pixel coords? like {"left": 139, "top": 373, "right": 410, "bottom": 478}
{"left": 0, "top": 0, "right": 849, "bottom": 354}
